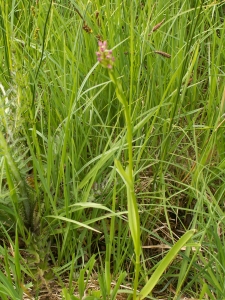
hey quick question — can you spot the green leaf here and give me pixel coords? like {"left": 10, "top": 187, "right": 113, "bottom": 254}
{"left": 114, "top": 159, "right": 132, "bottom": 188}
{"left": 78, "top": 269, "right": 85, "bottom": 298}
{"left": 138, "top": 229, "right": 196, "bottom": 299}
{"left": 47, "top": 215, "right": 101, "bottom": 233}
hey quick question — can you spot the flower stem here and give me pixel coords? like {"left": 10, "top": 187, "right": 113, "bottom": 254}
{"left": 109, "top": 70, "right": 141, "bottom": 299}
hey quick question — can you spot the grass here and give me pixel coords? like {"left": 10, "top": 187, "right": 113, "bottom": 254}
{"left": 0, "top": 0, "right": 225, "bottom": 299}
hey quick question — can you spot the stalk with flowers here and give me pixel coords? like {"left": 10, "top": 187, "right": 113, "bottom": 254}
{"left": 95, "top": 40, "right": 196, "bottom": 300}
{"left": 96, "top": 40, "right": 141, "bottom": 299}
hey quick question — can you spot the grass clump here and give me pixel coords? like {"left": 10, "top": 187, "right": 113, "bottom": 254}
{"left": 0, "top": 0, "right": 225, "bottom": 299}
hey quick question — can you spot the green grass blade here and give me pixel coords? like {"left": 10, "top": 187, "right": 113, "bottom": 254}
{"left": 139, "top": 229, "right": 196, "bottom": 299}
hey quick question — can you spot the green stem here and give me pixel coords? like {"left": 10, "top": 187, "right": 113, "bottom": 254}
{"left": 109, "top": 70, "right": 140, "bottom": 299}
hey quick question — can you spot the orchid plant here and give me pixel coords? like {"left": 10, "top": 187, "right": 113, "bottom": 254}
{"left": 96, "top": 40, "right": 196, "bottom": 300}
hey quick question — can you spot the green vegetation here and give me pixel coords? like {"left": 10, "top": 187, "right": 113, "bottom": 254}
{"left": 0, "top": 0, "right": 225, "bottom": 299}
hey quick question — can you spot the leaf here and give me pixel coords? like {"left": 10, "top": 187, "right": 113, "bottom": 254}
{"left": 114, "top": 159, "right": 132, "bottom": 188}
{"left": 47, "top": 215, "right": 101, "bottom": 233}
{"left": 138, "top": 229, "right": 196, "bottom": 299}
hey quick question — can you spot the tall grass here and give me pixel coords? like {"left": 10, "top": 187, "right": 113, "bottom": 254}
{"left": 0, "top": 0, "right": 225, "bottom": 299}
